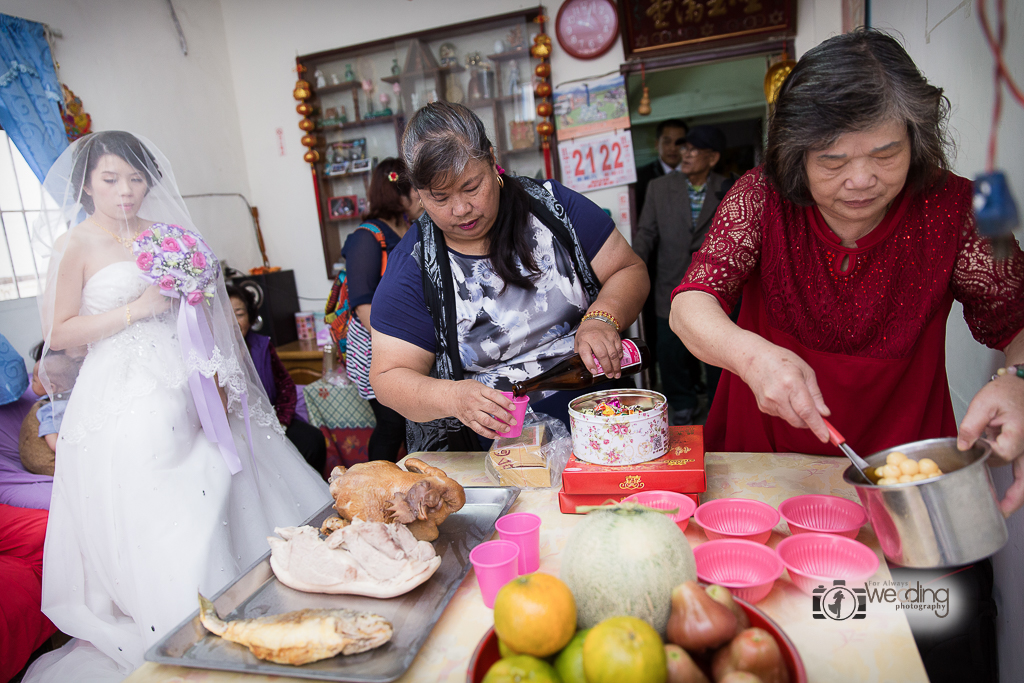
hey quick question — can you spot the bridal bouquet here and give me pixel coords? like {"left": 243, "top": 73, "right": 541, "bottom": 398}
{"left": 132, "top": 224, "right": 220, "bottom": 305}
{"left": 131, "top": 224, "right": 247, "bottom": 475}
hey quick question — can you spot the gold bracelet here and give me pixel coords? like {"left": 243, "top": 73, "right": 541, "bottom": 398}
{"left": 125, "top": 305, "right": 132, "bottom": 327}
{"left": 581, "top": 309, "right": 620, "bottom": 331}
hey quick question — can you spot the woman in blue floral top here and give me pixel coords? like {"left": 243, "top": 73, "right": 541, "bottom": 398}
{"left": 370, "top": 102, "right": 649, "bottom": 452}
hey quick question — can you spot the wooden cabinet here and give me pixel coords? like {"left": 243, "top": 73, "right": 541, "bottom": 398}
{"left": 277, "top": 339, "right": 324, "bottom": 385}
{"left": 297, "top": 8, "right": 554, "bottom": 277}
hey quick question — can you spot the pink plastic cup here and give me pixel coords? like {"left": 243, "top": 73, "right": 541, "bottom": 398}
{"left": 693, "top": 539, "right": 785, "bottom": 603}
{"left": 469, "top": 540, "right": 521, "bottom": 608}
{"left": 495, "top": 512, "right": 541, "bottom": 575}
{"left": 498, "top": 391, "right": 530, "bottom": 439}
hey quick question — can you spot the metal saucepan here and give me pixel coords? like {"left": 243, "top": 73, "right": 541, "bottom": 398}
{"left": 842, "top": 438, "right": 1008, "bottom": 568}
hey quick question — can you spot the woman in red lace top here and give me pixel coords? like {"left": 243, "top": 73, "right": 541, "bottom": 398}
{"left": 672, "top": 30, "right": 1024, "bottom": 516}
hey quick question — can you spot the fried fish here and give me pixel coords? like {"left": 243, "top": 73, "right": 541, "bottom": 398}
{"left": 197, "top": 593, "right": 393, "bottom": 665}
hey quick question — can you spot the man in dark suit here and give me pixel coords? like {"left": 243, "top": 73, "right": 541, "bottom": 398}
{"left": 634, "top": 119, "right": 689, "bottom": 215}
{"left": 633, "top": 125, "right": 728, "bottom": 424}
{"left": 634, "top": 118, "right": 688, "bottom": 365}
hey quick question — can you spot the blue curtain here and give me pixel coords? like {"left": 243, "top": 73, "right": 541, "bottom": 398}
{"left": 0, "top": 14, "right": 67, "bottom": 181}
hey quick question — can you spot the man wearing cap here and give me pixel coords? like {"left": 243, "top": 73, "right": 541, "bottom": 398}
{"left": 632, "top": 125, "right": 729, "bottom": 424}
{"left": 634, "top": 118, "right": 689, "bottom": 219}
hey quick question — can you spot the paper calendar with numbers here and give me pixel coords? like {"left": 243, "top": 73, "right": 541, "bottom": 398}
{"left": 557, "top": 130, "right": 637, "bottom": 192}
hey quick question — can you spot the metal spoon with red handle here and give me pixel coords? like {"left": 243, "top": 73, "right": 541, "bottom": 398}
{"left": 822, "top": 418, "right": 877, "bottom": 483}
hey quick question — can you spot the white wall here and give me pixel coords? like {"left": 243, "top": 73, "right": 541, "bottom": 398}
{"left": 873, "top": 1, "right": 1024, "bottom": 679}
{"left": 0, "top": 0, "right": 257, "bottom": 362}
{"left": 795, "top": 0, "right": 843, "bottom": 56}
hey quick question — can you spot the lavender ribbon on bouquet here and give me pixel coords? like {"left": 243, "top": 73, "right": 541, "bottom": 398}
{"left": 133, "top": 224, "right": 255, "bottom": 477}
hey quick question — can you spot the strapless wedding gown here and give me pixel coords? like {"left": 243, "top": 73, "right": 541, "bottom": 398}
{"left": 25, "top": 262, "right": 331, "bottom": 682}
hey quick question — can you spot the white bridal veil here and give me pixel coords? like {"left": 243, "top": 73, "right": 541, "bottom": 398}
{"left": 34, "top": 131, "right": 282, "bottom": 443}
{"left": 26, "top": 131, "right": 330, "bottom": 682}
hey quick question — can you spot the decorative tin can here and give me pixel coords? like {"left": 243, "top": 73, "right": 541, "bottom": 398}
{"left": 294, "top": 312, "right": 315, "bottom": 340}
{"left": 568, "top": 389, "right": 669, "bottom": 466}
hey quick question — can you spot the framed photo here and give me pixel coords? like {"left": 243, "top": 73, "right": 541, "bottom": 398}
{"left": 324, "top": 159, "right": 350, "bottom": 177}
{"left": 350, "top": 158, "right": 372, "bottom": 174}
{"left": 327, "top": 194, "right": 359, "bottom": 220}
{"left": 328, "top": 138, "right": 366, "bottom": 164}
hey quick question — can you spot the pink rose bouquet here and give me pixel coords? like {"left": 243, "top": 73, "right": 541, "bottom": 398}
{"left": 132, "top": 223, "right": 219, "bottom": 306}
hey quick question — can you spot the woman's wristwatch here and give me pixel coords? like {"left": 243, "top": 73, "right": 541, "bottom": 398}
{"left": 581, "top": 309, "right": 620, "bottom": 331}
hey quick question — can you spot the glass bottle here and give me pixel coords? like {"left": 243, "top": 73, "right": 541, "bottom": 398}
{"left": 511, "top": 338, "right": 651, "bottom": 397}
{"left": 322, "top": 343, "right": 338, "bottom": 380}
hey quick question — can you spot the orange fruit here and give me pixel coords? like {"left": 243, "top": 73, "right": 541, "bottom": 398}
{"left": 497, "top": 637, "right": 519, "bottom": 659}
{"left": 553, "top": 629, "right": 589, "bottom": 683}
{"left": 583, "top": 616, "right": 667, "bottom": 683}
{"left": 493, "top": 573, "right": 577, "bottom": 658}
{"left": 482, "top": 655, "right": 561, "bottom": 683}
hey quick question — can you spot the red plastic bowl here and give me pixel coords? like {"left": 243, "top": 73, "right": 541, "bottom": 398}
{"left": 694, "top": 498, "right": 780, "bottom": 544}
{"left": 776, "top": 532, "right": 880, "bottom": 595}
{"left": 779, "top": 494, "right": 867, "bottom": 538}
{"left": 623, "top": 490, "right": 698, "bottom": 531}
{"left": 467, "top": 598, "right": 808, "bottom": 683}
{"left": 693, "top": 538, "right": 785, "bottom": 603}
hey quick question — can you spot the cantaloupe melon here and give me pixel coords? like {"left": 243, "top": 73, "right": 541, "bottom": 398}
{"left": 560, "top": 503, "right": 696, "bottom": 636}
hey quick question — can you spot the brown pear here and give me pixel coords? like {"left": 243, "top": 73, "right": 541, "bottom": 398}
{"left": 705, "top": 584, "right": 750, "bottom": 636}
{"left": 711, "top": 627, "right": 789, "bottom": 683}
{"left": 718, "top": 673, "right": 765, "bottom": 683}
{"left": 666, "top": 580, "right": 738, "bottom": 653}
{"left": 665, "top": 643, "right": 711, "bottom": 683}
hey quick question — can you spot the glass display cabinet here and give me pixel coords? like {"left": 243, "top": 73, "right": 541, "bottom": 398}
{"left": 296, "top": 8, "right": 553, "bottom": 277}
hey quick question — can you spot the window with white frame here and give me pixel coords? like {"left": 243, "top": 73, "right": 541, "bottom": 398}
{"left": 0, "top": 129, "right": 45, "bottom": 300}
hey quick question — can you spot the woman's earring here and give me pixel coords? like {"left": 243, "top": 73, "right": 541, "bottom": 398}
{"left": 496, "top": 173, "right": 504, "bottom": 188}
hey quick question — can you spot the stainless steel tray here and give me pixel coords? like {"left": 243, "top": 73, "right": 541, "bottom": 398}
{"left": 145, "top": 486, "right": 519, "bottom": 681}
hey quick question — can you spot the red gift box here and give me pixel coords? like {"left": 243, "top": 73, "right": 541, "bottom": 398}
{"left": 561, "top": 425, "right": 705, "bottom": 495}
{"left": 558, "top": 489, "right": 701, "bottom": 514}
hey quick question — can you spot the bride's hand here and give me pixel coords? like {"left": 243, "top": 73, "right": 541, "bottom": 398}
{"left": 132, "top": 286, "right": 173, "bottom": 319}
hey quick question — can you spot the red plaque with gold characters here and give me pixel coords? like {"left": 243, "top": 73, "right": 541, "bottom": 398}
{"left": 618, "top": 0, "right": 794, "bottom": 59}
{"left": 561, "top": 426, "right": 706, "bottom": 494}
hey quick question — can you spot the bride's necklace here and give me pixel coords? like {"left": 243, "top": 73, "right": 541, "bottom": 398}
{"left": 88, "top": 217, "right": 140, "bottom": 250}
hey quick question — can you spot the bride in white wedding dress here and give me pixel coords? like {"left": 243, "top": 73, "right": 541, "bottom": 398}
{"left": 26, "top": 132, "right": 332, "bottom": 682}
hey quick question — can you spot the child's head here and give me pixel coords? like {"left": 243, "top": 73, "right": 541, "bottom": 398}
{"left": 30, "top": 341, "right": 45, "bottom": 396}
{"left": 31, "top": 361, "right": 45, "bottom": 396}
{"left": 30, "top": 341, "right": 83, "bottom": 398}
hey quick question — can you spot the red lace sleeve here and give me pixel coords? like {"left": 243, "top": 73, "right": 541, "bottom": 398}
{"left": 949, "top": 183, "right": 1024, "bottom": 350}
{"left": 672, "top": 168, "right": 767, "bottom": 313}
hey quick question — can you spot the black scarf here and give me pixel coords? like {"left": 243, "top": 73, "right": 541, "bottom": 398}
{"left": 406, "top": 175, "right": 602, "bottom": 453}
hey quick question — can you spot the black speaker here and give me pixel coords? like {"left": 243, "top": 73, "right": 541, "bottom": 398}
{"left": 229, "top": 270, "right": 300, "bottom": 346}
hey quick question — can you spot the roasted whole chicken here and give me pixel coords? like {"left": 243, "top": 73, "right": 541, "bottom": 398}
{"left": 328, "top": 458, "right": 466, "bottom": 542}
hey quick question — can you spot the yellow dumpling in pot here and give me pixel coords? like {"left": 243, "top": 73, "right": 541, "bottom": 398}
{"left": 886, "top": 451, "right": 908, "bottom": 465}
{"left": 898, "top": 459, "right": 920, "bottom": 476}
